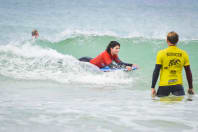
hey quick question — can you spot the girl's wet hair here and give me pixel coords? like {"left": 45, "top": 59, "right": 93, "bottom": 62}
{"left": 106, "top": 41, "right": 120, "bottom": 55}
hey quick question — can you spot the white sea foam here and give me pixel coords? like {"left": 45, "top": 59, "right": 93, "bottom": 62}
{"left": 0, "top": 42, "right": 134, "bottom": 85}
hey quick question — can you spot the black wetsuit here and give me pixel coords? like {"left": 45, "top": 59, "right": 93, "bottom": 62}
{"left": 79, "top": 57, "right": 92, "bottom": 62}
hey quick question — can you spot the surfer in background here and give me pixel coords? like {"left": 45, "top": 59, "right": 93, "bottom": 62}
{"left": 151, "top": 31, "right": 194, "bottom": 97}
{"left": 32, "top": 30, "right": 39, "bottom": 39}
{"left": 79, "top": 41, "right": 138, "bottom": 71}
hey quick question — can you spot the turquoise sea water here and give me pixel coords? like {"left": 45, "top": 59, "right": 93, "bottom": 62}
{"left": 0, "top": 0, "right": 198, "bottom": 131}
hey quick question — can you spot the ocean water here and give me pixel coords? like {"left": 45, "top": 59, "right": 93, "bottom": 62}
{"left": 0, "top": 0, "right": 198, "bottom": 131}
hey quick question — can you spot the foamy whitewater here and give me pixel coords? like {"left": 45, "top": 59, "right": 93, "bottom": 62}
{"left": 0, "top": 0, "right": 198, "bottom": 132}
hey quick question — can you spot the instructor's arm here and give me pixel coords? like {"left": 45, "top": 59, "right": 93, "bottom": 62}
{"left": 151, "top": 51, "right": 162, "bottom": 97}
{"left": 184, "top": 65, "right": 194, "bottom": 95}
{"left": 151, "top": 64, "right": 161, "bottom": 97}
{"left": 183, "top": 51, "right": 194, "bottom": 95}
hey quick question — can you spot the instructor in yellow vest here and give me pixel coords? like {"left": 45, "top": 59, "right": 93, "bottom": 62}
{"left": 151, "top": 31, "right": 194, "bottom": 97}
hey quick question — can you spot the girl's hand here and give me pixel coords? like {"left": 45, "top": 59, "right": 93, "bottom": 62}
{"left": 126, "top": 66, "right": 132, "bottom": 71}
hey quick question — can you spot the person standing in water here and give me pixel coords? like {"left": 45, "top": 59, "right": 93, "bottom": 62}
{"left": 32, "top": 30, "right": 39, "bottom": 39}
{"left": 79, "top": 41, "right": 138, "bottom": 71}
{"left": 151, "top": 31, "right": 194, "bottom": 97}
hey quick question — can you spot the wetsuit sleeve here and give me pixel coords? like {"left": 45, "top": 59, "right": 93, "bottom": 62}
{"left": 152, "top": 51, "right": 163, "bottom": 88}
{"left": 183, "top": 51, "right": 190, "bottom": 66}
{"left": 116, "top": 57, "right": 133, "bottom": 67}
{"left": 184, "top": 65, "right": 193, "bottom": 88}
{"left": 151, "top": 64, "right": 162, "bottom": 88}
